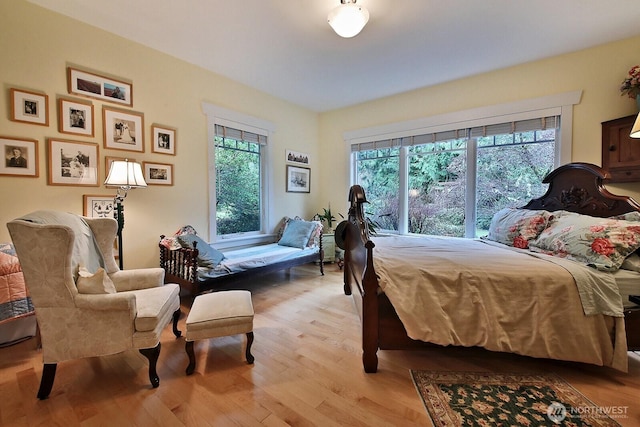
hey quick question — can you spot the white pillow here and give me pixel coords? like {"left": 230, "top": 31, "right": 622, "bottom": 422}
{"left": 77, "top": 266, "right": 117, "bottom": 294}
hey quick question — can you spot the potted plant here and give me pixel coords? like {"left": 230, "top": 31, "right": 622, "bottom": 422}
{"left": 620, "top": 65, "right": 640, "bottom": 110}
{"left": 316, "top": 205, "right": 339, "bottom": 233}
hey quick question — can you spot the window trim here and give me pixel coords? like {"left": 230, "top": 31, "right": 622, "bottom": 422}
{"left": 344, "top": 91, "right": 581, "bottom": 166}
{"left": 347, "top": 91, "right": 581, "bottom": 236}
{"left": 202, "top": 102, "right": 276, "bottom": 247}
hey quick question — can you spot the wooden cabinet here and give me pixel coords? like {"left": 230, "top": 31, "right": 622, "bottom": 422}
{"left": 602, "top": 114, "right": 640, "bottom": 182}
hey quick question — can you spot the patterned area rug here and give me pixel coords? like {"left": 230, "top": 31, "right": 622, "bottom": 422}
{"left": 410, "top": 371, "right": 623, "bottom": 426}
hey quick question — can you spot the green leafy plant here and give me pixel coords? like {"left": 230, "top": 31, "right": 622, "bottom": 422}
{"left": 365, "top": 212, "right": 386, "bottom": 236}
{"left": 317, "top": 205, "right": 339, "bottom": 230}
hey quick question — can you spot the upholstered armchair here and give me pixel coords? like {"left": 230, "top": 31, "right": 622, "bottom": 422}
{"left": 7, "top": 211, "right": 181, "bottom": 399}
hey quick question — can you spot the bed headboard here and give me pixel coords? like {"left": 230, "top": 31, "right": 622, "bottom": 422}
{"left": 522, "top": 162, "right": 640, "bottom": 217}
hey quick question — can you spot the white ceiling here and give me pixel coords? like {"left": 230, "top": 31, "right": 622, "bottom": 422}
{"left": 28, "top": 0, "right": 640, "bottom": 112}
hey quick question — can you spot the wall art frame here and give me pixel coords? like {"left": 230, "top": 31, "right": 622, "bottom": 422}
{"left": 286, "top": 165, "right": 310, "bottom": 193}
{"left": 151, "top": 124, "right": 176, "bottom": 155}
{"left": 286, "top": 149, "right": 310, "bottom": 166}
{"left": 0, "top": 136, "right": 39, "bottom": 177}
{"left": 58, "top": 97, "right": 94, "bottom": 137}
{"left": 143, "top": 161, "right": 173, "bottom": 186}
{"left": 67, "top": 67, "right": 132, "bottom": 107}
{"left": 83, "top": 194, "right": 115, "bottom": 218}
{"left": 47, "top": 138, "right": 99, "bottom": 186}
{"left": 103, "top": 106, "right": 145, "bottom": 153}
{"left": 10, "top": 88, "right": 49, "bottom": 126}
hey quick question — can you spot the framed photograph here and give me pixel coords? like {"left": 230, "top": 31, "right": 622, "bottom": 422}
{"left": 0, "top": 136, "right": 39, "bottom": 177}
{"left": 47, "top": 138, "right": 99, "bottom": 186}
{"left": 286, "top": 149, "right": 310, "bottom": 166}
{"left": 286, "top": 165, "right": 310, "bottom": 193}
{"left": 67, "top": 67, "right": 132, "bottom": 107}
{"left": 58, "top": 97, "right": 94, "bottom": 137}
{"left": 10, "top": 88, "right": 49, "bottom": 126}
{"left": 103, "top": 107, "right": 144, "bottom": 152}
{"left": 83, "top": 194, "right": 115, "bottom": 218}
{"left": 143, "top": 161, "right": 173, "bottom": 186}
{"left": 151, "top": 124, "right": 176, "bottom": 155}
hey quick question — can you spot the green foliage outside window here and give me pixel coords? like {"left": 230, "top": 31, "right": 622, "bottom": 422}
{"left": 355, "top": 130, "right": 555, "bottom": 237}
{"left": 215, "top": 136, "right": 261, "bottom": 235}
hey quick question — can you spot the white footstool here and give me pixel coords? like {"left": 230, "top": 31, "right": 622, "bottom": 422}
{"left": 185, "top": 290, "right": 255, "bottom": 375}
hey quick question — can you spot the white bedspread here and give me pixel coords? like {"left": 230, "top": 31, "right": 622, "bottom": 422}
{"left": 371, "top": 235, "right": 628, "bottom": 371}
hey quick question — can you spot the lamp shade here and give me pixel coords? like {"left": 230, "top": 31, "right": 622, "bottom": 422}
{"left": 328, "top": 1, "right": 369, "bottom": 38}
{"left": 104, "top": 160, "right": 147, "bottom": 188}
{"left": 631, "top": 113, "right": 640, "bottom": 139}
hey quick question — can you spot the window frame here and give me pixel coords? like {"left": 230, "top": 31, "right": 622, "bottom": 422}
{"left": 347, "top": 91, "right": 581, "bottom": 236}
{"left": 203, "top": 102, "right": 276, "bottom": 248}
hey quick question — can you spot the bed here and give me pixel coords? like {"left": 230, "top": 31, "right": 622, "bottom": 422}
{"left": 0, "top": 243, "right": 36, "bottom": 346}
{"left": 341, "top": 162, "right": 640, "bottom": 373}
{"left": 159, "top": 218, "right": 325, "bottom": 295}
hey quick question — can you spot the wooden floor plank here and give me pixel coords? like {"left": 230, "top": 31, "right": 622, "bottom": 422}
{"left": 1, "top": 264, "right": 639, "bottom": 426}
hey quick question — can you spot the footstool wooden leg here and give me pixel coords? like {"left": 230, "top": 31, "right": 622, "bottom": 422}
{"left": 185, "top": 341, "right": 196, "bottom": 375}
{"left": 245, "top": 332, "right": 255, "bottom": 364}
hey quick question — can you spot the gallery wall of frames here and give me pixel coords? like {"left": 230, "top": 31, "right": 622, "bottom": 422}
{"left": 2, "top": 66, "right": 177, "bottom": 218}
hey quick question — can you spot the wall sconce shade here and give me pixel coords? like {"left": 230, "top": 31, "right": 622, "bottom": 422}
{"left": 104, "top": 160, "right": 147, "bottom": 190}
{"left": 328, "top": 0, "right": 369, "bottom": 38}
{"left": 631, "top": 113, "right": 640, "bottom": 139}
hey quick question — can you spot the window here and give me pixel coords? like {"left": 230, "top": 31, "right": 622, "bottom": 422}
{"left": 214, "top": 125, "right": 265, "bottom": 236}
{"left": 348, "top": 92, "right": 581, "bottom": 237}
{"left": 203, "top": 103, "right": 274, "bottom": 244}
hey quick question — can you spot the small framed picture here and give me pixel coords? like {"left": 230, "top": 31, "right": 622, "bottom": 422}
{"left": 58, "top": 97, "right": 94, "bottom": 137}
{"left": 47, "top": 138, "right": 99, "bottom": 186}
{"left": 151, "top": 124, "right": 176, "bottom": 155}
{"left": 103, "top": 106, "right": 144, "bottom": 152}
{"left": 286, "top": 149, "right": 310, "bottom": 166}
{"left": 286, "top": 165, "right": 310, "bottom": 193}
{"left": 10, "top": 88, "right": 49, "bottom": 126}
{"left": 143, "top": 161, "right": 173, "bottom": 185}
{"left": 0, "top": 136, "right": 39, "bottom": 177}
{"left": 83, "top": 194, "right": 115, "bottom": 218}
{"left": 67, "top": 67, "right": 132, "bottom": 107}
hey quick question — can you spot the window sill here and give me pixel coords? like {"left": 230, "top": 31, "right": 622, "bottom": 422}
{"left": 212, "top": 233, "right": 277, "bottom": 251}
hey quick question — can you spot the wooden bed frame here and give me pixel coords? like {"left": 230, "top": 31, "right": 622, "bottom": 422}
{"left": 159, "top": 236, "right": 325, "bottom": 295}
{"left": 342, "top": 162, "right": 640, "bottom": 373}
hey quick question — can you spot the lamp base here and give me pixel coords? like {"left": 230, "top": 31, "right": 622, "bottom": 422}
{"left": 114, "top": 200, "right": 124, "bottom": 270}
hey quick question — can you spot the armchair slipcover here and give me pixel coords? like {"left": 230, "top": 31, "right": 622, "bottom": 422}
{"left": 7, "top": 211, "right": 181, "bottom": 399}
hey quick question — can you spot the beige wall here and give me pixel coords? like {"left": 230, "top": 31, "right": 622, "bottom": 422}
{"left": 0, "top": 1, "right": 319, "bottom": 268}
{"left": 318, "top": 35, "right": 640, "bottom": 217}
{"left": 2, "top": 1, "right": 640, "bottom": 269}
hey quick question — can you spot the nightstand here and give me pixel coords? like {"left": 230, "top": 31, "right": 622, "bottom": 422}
{"left": 321, "top": 233, "right": 336, "bottom": 263}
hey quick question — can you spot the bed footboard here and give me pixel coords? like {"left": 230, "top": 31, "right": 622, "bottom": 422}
{"left": 343, "top": 185, "right": 382, "bottom": 372}
{"left": 342, "top": 186, "right": 438, "bottom": 373}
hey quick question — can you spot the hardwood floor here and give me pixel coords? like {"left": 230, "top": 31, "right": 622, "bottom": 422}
{"left": 1, "top": 264, "right": 639, "bottom": 426}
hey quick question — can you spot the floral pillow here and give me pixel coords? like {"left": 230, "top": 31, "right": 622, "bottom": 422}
{"left": 610, "top": 211, "right": 640, "bottom": 222}
{"left": 160, "top": 225, "right": 198, "bottom": 250}
{"left": 484, "top": 208, "right": 552, "bottom": 249}
{"left": 528, "top": 211, "right": 640, "bottom": 271}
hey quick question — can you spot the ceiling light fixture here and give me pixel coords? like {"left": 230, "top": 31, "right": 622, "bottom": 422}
{"left": 328, "top": 0, "right": 369, "bottom": 38}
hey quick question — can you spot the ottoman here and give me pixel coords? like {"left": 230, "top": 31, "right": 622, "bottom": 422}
{"left": 185, "top": 290, "right": 255, "bottom": 375}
